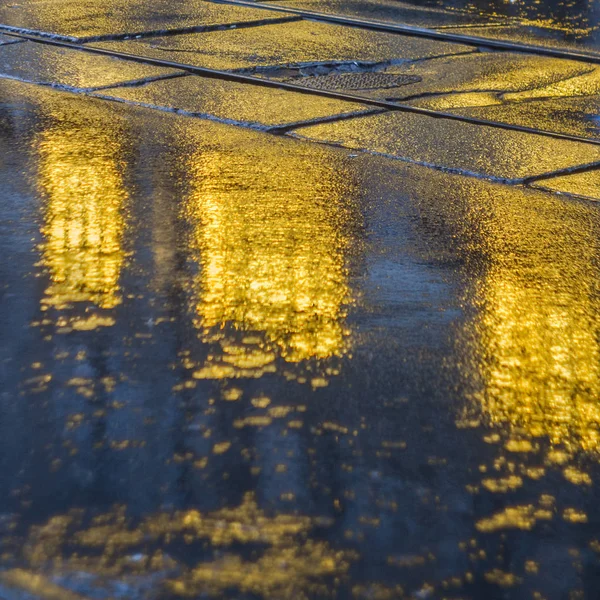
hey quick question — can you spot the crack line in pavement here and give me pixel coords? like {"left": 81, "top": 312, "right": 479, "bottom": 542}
{"left": 494, "top": 66, "right": 599, "bottom": 101}
{"left": 396, "top": 88, "right": 505, "bottom": 103}
{"left": 86, "top": 71, "right": 189, "bottom": 92}
{"left": 267, "top": 107, "right": 387, "bottom": 133}
{"left": 528, "top": 180, "right": 600, "bottom": 203}
{"left": 396, "top": 64, "right": 597, "bottom": 104}
{"left": 5, "top": 33, "right": 600, "bottom": 147}
{"left": 522, "top": 160, "right": 600, "bottom": 185}
{"left": 0, "top": 37, "right": 26, "bottom": 46}
{"left": 206, "top": 0, "right": 600, "bottom": 65}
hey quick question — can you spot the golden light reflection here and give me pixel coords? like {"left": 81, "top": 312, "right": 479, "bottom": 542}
{"left": 456, "top": 184, "right": 600, "bottom": 466}
{"left": 7, "top": 494, "right": 351, "bottom": 599}
{"left": 36, "top": 109, "right": 127, "bottom": 315}
{"left": 505, "top": 66, "right": 600, "bottom": 101}
{"left": 182, "top": 143, "right": 359, "bottom": 379}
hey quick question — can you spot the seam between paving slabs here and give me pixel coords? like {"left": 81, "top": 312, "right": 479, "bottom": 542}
{"left": 526, "top": 162, "right": 600, "bottom": 202}
{"left": 522, "top": 161, "right": 600, "bottom": 185}
{"left": 529, "top": 179, "right": 600, "bottom": 203}
{"left": 7, "top": 35, "right": 600, "bottom": 149}
{"left": 268, "top": 108, "right": 388, "bottom": 133}
{"left": 85, "top": 72, "right": 188, "bottom": 92}
{"left": 0, "top": 70, "right": 187, "bottom": 94}
{"left": 0, "top": 37, "right": 25, "bottom": 46}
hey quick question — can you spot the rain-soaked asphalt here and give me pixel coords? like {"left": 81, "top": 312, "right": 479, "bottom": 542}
{"left": 3, "top": 0, "right": 600, "bottom": 598}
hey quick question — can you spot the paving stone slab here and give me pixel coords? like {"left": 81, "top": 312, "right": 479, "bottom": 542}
{"left": 419, "top": 96, "right": 600, "bottom": 142}
{"left": 376, "top": 51, "right": 591, "bottom": 101}
{"left": 92, "top": 19, "right": 474, "bottom": 71}
{"left": 283, "top": 50, "right": 590, "bottom": 102}
{"left": 399, "top": 62, "right": 600, "bottom": 141}
{"left": 0, "top": 0, "right": 290, "bottom": 41}
{"left": 258, "top": 0, "right": 494, "bottom": 28}
{"left": 445, "top": 24, "right": 600, "bottom": 57}
{"left": 503, "top": 66, "right": 600, "bottom": 102}
{"left": 254, "top": 50, "right": 589, "bottom": 101}
{"left": 292, "top": 110, "right": 600, "bottom": 182}
{"left": 93, "top": 73, "right": 375, "bottom": 128}
{"left": 532, "top": 170, "right": 600, "bottom": 201}
{"left": 0, "top": 41, "right": 181, "bottom": 88}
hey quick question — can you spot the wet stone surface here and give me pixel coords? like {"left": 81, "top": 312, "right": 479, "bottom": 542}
{"left": 93, "top": 73, "right": 375, "bottom": 128}
{"left": 293, "top": 109, "right": 600, "bottom": 181}
{"left": 421, "top": 95, "right": 600, "bottom": 142}
{"left": 0, "top": 41, "right": 181, "bottom": 89}
{"left": 257, "top": 0, "right": 498, "bottom": 27}
{"left": 3, "top": 0, "right": 600, "bottom": 598}
{"left": 3, "top": 77, "right": 600, "bottom": 600}
{"left": 444, "top": 24, "right": 600, "bottom": 56}
{"left": 532, "top": 168, "right": 600, "bottom": 201}
{"left": 0, "top": 0, "right": 293, "bottom": 41}
{"left": 91, "top": 18, "right": 474, "bottom": 71}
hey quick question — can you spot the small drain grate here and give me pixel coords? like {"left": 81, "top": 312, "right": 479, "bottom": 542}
{"left": 282, "top": 72, "right": 421, "bottom": 91}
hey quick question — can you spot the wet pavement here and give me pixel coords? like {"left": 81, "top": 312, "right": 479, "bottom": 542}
{"left": 2, "top": 0, "right": 600, "bottom": 599}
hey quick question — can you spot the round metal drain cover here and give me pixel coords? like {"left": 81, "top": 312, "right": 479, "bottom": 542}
{"left": 284, "top": 72, "right": 421, "bottom": 91}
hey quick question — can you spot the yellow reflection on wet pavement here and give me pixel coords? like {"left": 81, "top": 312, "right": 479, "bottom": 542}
{"left": 182, "top": 143, "right": 358, "bottom": 379}
{"left": 36, "top": 106, "right": 127, "bottom": 318}
{"left": 505, "top": 66, "right": 600, "bottom": 101}
{"left": 4, "top": 495, "right": 350, "bottom": 599}
{"left": 458, "top": 187, "right": 600, "bottom": 463}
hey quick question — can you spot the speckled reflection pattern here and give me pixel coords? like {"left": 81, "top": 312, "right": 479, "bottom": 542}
{"left": 0, "top": 41, "right": 181, "bottom": 89}
{"left": 91, "top": 19, "right": 474, "bottom": 71}
{"left": 3, "top": 75, "right": 600, "bottom": 600}
{"left": 0, "top": 0, "right": 292, "bottom": 41}
{"left": 262, "top": 0, "right": 600, "bottom": 55}
{"left": 293, "top": 109, "right": 600, "bottom": 181}
{"left": 92, "top": 74, "right": 374, "bottom": 129}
